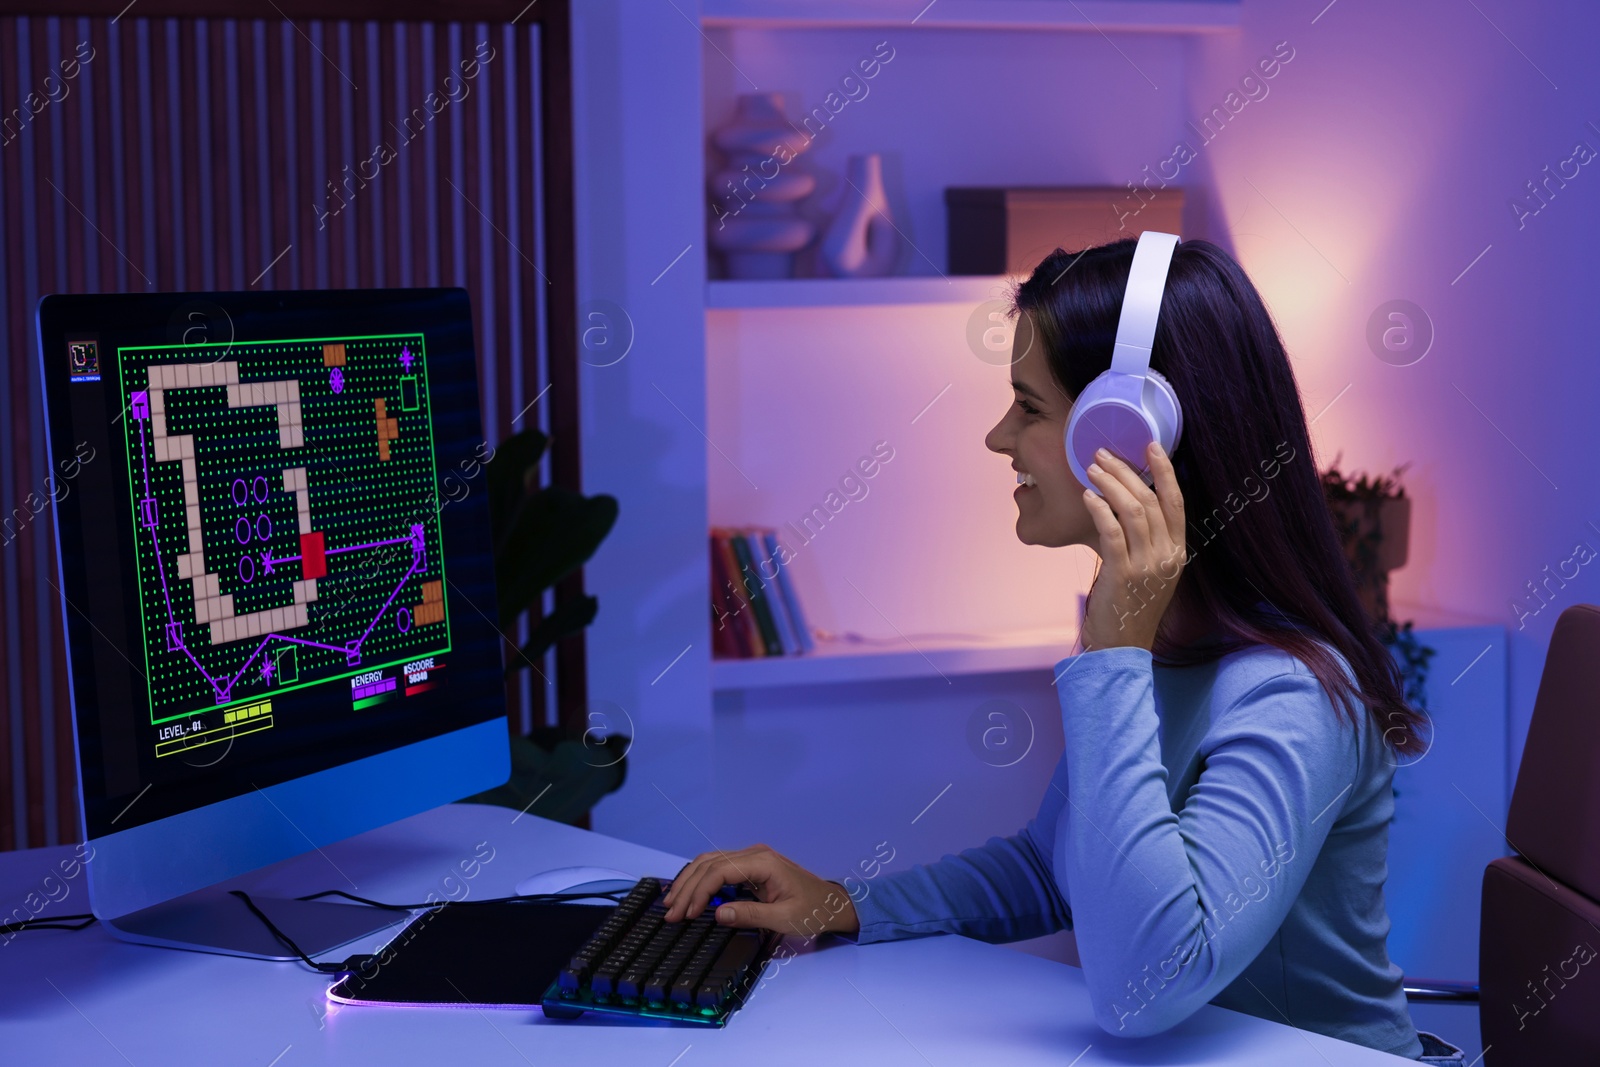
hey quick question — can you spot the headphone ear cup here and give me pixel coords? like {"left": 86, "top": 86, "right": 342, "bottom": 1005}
{"left": 1063, "top": 377, "right": 1108, "bottom": 489}
{"left": 1065, "top": 374, "right": 1154, "bottom": 493}
{"left": 1143, "top": 368, "right": 1183, "bottom": 458}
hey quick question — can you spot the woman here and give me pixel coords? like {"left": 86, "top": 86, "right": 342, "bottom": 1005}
{"left": 663, "top": 238, "right": 1462, "bottom": 1063}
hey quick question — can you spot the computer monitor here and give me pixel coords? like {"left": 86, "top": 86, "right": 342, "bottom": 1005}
{"left": 36, "top": 288, "right": 510, "bottom": 959}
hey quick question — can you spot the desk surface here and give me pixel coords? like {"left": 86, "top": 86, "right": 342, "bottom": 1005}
{"left": 0, "top": 803, "right": 1415, "bottom": 1065}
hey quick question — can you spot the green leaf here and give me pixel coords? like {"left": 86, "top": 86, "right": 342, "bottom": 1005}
{"left": 506, "top": 595, "right": 599, "bottom": 671}
{"left": 494, "top": 490, "right": 618, "bottom": 627}
{"left": 487, "top": 428, "right": 549, "bottom": 541}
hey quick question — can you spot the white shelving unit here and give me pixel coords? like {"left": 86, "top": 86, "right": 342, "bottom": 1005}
{"left": 711, "top": 626, "right": 1080, "bottom": 690}
{"left": 700, "top": 0, "right": 1241, "bottom": 34}
{"left": 707, "top": 275, "right": 1018, "bottom": 308}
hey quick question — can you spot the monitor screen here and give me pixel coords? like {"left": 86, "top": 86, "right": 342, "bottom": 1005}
{"left": 38, "top": 289, "right": 507, "bottom": 843}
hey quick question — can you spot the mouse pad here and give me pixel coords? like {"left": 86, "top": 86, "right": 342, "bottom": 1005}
{"left": 327, "top": 902, "right": 613, "bottom": 1009}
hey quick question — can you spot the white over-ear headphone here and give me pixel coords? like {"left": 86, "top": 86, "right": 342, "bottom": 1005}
{"left": 1062, "top": 230, "right": 1184, "bottom": 497}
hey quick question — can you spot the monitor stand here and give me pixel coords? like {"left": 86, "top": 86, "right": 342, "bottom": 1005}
{"left": 103, "top": 884, "right": 411, "bottom": 961}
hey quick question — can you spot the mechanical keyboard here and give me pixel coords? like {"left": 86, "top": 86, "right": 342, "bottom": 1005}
{"left": 541, "top": 876, "right": 781, "bottom": 1027}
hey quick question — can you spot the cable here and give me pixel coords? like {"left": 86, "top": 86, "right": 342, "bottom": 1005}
{"left": 1, "top": 913, "right": 97, "bottom": 936}
{"left": 229, "top": 890, "right": 357, "bottom": 973}
{"left": 3, "top": 884, "right": 631, "bottom": 977}
{"left": 229, "top": 884, "right": 634, "bottom": 975}
{"left": 291, "top": 887, "right": 628, "bottom": 911}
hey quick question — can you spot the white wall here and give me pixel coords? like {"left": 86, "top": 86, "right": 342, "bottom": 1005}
{"left": 571, "top": 1, "right": 715, "bottom": 858}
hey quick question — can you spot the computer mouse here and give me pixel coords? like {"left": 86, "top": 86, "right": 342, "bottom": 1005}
{"left": 514, "top": 865, "right": 640, "bottom": 902}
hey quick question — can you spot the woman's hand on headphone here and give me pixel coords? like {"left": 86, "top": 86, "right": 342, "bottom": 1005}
{"left": 1079, "top": 441, "right": 1187, "bottom": 653}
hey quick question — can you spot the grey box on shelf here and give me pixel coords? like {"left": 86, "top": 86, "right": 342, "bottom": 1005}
{"left": 945, "top": 186, "right": 1185, "bottom": 275}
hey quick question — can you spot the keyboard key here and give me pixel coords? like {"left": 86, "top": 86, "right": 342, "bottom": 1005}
{"left": 644, "top": 926, "right": 683, "bottom": 953}
{"left": 695, "top": 978, "right": 729, "bottom": 1009}
{"left": 672, "top": 965, "right": 709, "bottom": 1005}
{"left": 695, "top": 930, "right": 763, "bottom": 1007}
{"left": 548, "top": 876, "right": 773, "bottom": 1024}
{"left": 643, "top": 968, "right": 676, "bottom": 1001}
{"left": 591, "top": 967, "right": 620, "bottom": 996}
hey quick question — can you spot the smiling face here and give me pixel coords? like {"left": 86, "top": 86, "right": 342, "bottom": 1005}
{"left": 984, "top": 310, "right": 1098, "bottom": 550}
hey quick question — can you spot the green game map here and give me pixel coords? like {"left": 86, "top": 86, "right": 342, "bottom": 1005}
{"left": 116, "top": 334, "right": 452, "bottom": 744}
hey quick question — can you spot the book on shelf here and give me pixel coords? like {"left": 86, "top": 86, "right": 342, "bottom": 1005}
{"left": 729, "top": 530, "right": 783, "bottom": 656}
{"left": 760, "top": 527, "right": 815, "bottom": 654}
{"left": 710, "top": 528, "right": 758, "bottom": 657}
{"left": 709, "top": 532, "right": 745, "bottom": 658}
{"left": 709, "top": 525, "right": 815, "bottom": 659}
{"left": 741, "top": 528, "right": 796, "bottom": 654}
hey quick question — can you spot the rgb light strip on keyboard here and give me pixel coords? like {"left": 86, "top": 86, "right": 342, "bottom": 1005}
{"left": 542, "top": 876, "right": 781, "bottom": 1028}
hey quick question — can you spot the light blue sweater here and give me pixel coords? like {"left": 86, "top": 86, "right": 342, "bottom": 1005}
{"left": 835, "top": 641, "right": 1423, "bottom": 1060}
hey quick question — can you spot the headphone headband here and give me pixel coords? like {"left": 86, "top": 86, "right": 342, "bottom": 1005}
{"left": 1060, "top": 230, "right": 1184, "bottom": 495}
{"left": 1109, "top": 230, "right": 1180, "bottom": 377}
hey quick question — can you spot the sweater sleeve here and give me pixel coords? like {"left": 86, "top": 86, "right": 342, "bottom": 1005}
{"left": 832, "top": 757, "right": 1074, "bottom": 946}
{"left": 1052, "top": 644, "right": 1361, "bottom": 1038}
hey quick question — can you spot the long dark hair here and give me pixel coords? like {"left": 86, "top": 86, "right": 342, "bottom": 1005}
{"left": 1010, "top": 237, "right": 1426, "bottom": 756}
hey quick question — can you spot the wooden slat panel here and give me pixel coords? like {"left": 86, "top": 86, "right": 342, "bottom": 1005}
{"left": 1, "top": 15, "right": 25, "bottom": 852}
{"left": 19, "top": 15, "right": 50, "bottom": 849}
{"left": 0, "top": 3, "right": 555, "bottom": 22}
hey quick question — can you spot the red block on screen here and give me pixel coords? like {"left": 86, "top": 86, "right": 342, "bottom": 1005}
{"left": 300, "top": 531, "right": 327, "bottom": 579}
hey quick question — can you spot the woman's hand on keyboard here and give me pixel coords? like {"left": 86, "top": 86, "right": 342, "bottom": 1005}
{"left": 661, "top": 843, "right": 860, "bottom": 938}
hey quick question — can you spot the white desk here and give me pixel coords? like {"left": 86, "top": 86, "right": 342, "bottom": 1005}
{"left": 0, "top": 803, "right": 1416, "bottom": 1065}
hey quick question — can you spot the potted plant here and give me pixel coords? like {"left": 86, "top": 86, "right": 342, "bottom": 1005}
{"left": 1320, "top": 456, "right": 1436, "bottom": 712}
{"left": 459, "top": 427, "right": 625, "bottom": 826}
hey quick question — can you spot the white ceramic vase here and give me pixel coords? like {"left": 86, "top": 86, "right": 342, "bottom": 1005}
{"left": 819, "top": 153, "right": 899, "bottom": 278}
